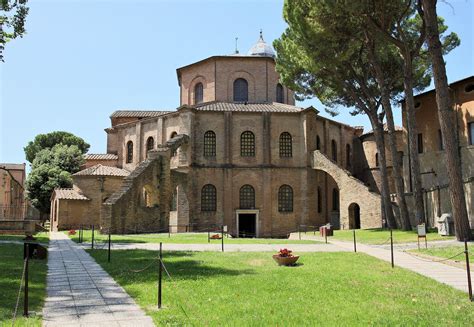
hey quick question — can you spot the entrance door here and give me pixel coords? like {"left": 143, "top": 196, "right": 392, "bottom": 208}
{"left": 238, "top": 214, "right": 256, "bottom": 238}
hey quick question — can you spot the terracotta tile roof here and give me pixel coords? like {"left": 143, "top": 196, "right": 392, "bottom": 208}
{"left": 85, "top": 153, "right": 118, "bottom": 160}
{"left": 193, "top": 101, "right": 304, "bottom": 113}
{"left": 73, "top": 164, "right": 130, "bottom": 177}
{"left": 361, "top": 124, "right": 404, "bottom": 137}
{"left": 0, "top": 163, "right": 25, "bottom": 171}
{"left": 54, "top": 188, "right": 89, "bottom": 201}
{"left": 110, "top": 110, "right": 173, "bottom": 118}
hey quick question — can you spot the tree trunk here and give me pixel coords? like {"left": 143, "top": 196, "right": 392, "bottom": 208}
{"left": 369, "top": 114, "right": 397, "bottom": 229}
{"left": 422, "top": 0, "right": 472, "bottom": 241}
{"left": 370, "top": 52, "right": 411, "bottom": 230}
{"left": 403, "top": 52, "right": 425, "bottom": 226}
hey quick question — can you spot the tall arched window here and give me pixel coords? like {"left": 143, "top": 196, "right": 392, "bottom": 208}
{"left": 241, "top": 131, "right": 255, "bottom": 157}
{"left": 346, "top": 144, "right": 351, "bottom": 169}
{"left": 204, "top": 131, "right": 216, "bottom": 157}
{"left": 316, "top": 135, "right": 321, "bottom": 150}
{"left": 332, "top": 188, "right": 339, "bottom": 211}
{"left": 331, "top": 140, "right": 337, "bottom": 162}
{"left": 194, "top": 82, "right": 203, "bottom": 104}
{"left": 278, "top": 185, "right": 293, "bottom": 212}
{"left": 375, "top": 153, "right": 379, "bottom": 167}
{"left": 239, "top": 185, "right": 255, "bottom": 209}
{"left": 126, "top": 141, "right": 133, "bottom": 163}
{"left": 146, "top": 137, "right": 154, "bottom": 152}
{"left": 201, "top": 184, "right": 216, "bottom": 212}
{"left": 276, "top": 83, "right": 284, "bottom": 103}
{"left": 317, "top": 187, "right": 322, "bottom": 213}
{"left": 279, "top": 132, "right": 292, "bottom": 157}
{"left": 233, "top": 78, "right": 248, "bottom": 102}
{"left": 170, "top": 132, "right": 178, "bottom": 157}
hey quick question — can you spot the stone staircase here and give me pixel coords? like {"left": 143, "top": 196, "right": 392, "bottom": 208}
{"left": 312, "top": 150, "right": 382, "bottom": 229}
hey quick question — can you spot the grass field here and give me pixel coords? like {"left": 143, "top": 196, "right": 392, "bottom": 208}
{"left": 68, "top": 231, "right": 317, "bottom": 244}
{"left": 90, "top": 249, "right": 474, "bottom": 326}
{"left": 0, "top": 243, "right": 48, "bottom": 327}
{"left": 0, "top": 232, "right": 50, "bottom": 244}
{"left": 411, "top": 245, "right": 472, "bottom": 262}
{"left": 332, "top": 228, "right": 454, "bottom": 244}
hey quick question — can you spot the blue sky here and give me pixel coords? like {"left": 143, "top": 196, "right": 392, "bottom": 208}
{"left": 1, "top": 0, "right": 473, "bottom": 165}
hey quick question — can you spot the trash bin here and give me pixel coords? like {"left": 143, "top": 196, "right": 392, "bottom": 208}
{"left": 437, "top": 213, "right": 454, "bottom": 236}
{"left": 23, "top": 242, "right": 48, "bottom": 260}
{"left": 319, "top": 224, "right": 333, "bottom": 237}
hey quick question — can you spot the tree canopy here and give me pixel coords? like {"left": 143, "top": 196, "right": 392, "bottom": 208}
{"left": 0, "top": 0, "right": 29, "bottom": 61}
{"left": 24, "top": 131, "right": 90, "bottom": 163}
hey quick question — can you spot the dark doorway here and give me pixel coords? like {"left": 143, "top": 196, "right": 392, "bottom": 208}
{"left": 238, "top": 214, "right": 256, "bottom": 238}
{"left": 349, "top": 203, "right": 361, "bottom": 229}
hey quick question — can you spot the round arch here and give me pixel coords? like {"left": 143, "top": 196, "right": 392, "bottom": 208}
{"left": 348, "top": 203, "right": 361, "bottom": 229}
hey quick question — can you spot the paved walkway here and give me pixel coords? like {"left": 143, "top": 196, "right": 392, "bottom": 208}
{"left": 81, "top": 241, "right": 349, "bottom": 253}
{"left": 43, "top": 232, "right": 155, "bottom": 327}
{"left": 292, "top": 233, "right": 473, "bottom": 294}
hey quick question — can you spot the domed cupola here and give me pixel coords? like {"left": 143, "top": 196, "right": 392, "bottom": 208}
{"left": 247, "top": 30, "right": 276, "bottom": 58}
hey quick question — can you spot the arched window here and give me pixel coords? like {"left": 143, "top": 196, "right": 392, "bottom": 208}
{"left": 331, "top": 140, "right": 337, "bottom": 162}
{"left": 241, "top": 131, "right": 255, "bottom": 157}
{"left": 233, "top": 78, "right": 248, "bottom": 102}
{"left": 332, "top": 188, "right": 339, "bottom": 211}
{"left": 239, "top": 185, "right": 255, "bottom": 209}
{"left": 279, "top": 132, "right": 292, "bottom": 157}
{"left": 204, "top": 131, "right": 216, "bottom": 157}
{"left": 201, "top": 184, "right": 216, "bottom": 212}
{"left": 375, "top": 153, "right": 379, "bottom": 167}
{"left": 126, "top": 141, "right": 133, "bottom": 163}
{"left": 317, "top": 187, "right": 322, "bottom": 213}
{"left": 316, "top": 135, "right": 321, "bottom": 150}
{"left": 346, "top": 144, "right": 351, "bottom": 169}
{"left": 170, "top": 132, "right": 178, "bottom": 157}
{"left": 146, "top": 137, "right": 154, "bottom": 152}
{"left": 194, "top": 82, "right": 203, "bottom": 104}
{"left": 276, "top": 83, "right": 284, "bottom": 103}
{"left": 278, "top": 185, "right": 293, "bottom": 212}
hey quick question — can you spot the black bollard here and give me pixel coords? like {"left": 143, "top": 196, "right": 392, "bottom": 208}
{"left": 353, "top": 229, "right": 357, "bottom": 253}
{"left": 158, "top": 242, "right": 163, "bottom": 309}
{"left": 221, "top": 225, "right": 224, "bottom": 252}
{"left": 208, "top": 229, "right": 210, "bottom": 243}
{"left": 108, "top": 231, "right": 111, "bottom": 263}
{"left": 390, "top": 229, "right": 394, "bottom": 268}
{"left": 464, "top": 240, "right": 472, "bottom": 301}
{"left": 23, "top": 244, "right": 29, "bottom": 317}
{"left": 91, "top": 225, "right": 95, "bottom": 249}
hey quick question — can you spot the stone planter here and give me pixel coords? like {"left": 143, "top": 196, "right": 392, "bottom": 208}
{"left": 272, "top": 254, "right": 300, "bottom": 266}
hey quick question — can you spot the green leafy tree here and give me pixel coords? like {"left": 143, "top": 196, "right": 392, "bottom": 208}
{"left": 25, "top": 141, "right": 86, "bottom": 214}
{"left": 0, "top": 0, "right": 29, "bottom": 61}
{"left": 274, "top": 0, "right": 399, "bottom": 228}
{"left": 24, "top": 131, "right": 90, "bottom": 163}
{"left": 420, "top": 0, "right": 472, "bottom": 241}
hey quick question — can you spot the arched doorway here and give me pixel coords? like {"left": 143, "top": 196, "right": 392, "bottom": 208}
{"left": 348, "top": 203, "right": 361, "bottom": 229}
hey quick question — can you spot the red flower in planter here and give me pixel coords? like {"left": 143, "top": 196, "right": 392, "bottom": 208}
{"left": 210, "top": 234, "right": 221, "bottom": 239}
{"left": 68, "top": 229, "right": 76, "bottom": 235}
{"left": 278, "top": 248, "right": 293, "bottom": 257}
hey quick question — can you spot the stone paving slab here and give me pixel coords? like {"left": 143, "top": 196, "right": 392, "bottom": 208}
{"left": 43, "top": 232, "right": 155, "bottom": 327}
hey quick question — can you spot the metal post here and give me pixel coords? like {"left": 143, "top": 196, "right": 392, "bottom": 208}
{"left": 168, "top": 229, "right": 170, "bottom": 238}
{"left": 464, "top": 240, "right": 472, "bottom": 301}
{"left": 390, "top": 229, "right": 394, "bottom": 268}
{"left": 298, "top": 226, "right": 301, "bottom": 240}
{"left": 23, "top": 244, "right": 29, "bottom": 317}
{"left": 208, "top": 228, "right": 210, "bottom": 243}
{"left": 158, "top": 242, "right": 162, "bottom": 309}
{"left": 108, "top": 231, "right": 111, "bottom": 263}
{"left": 425, "top": 236, "right": 427, "bottom": 249}
{"left": 91, "top": 224, "right": 95, "bottom": 249}
{"left": 221, "top": 225, "right": 224, "bottom": 252}
{"left": 353, "top": 229, "right": 357, "bottom": 253}
{"left": 325, "top": 228, "right": 328, "bottom": 244}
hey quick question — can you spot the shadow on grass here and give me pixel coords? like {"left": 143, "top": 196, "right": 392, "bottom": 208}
{"left": 90, "top": 249, "right": 256, "bottom": 281}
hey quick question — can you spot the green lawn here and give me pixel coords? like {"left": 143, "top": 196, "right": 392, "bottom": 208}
{"left": 0, "top": 243, "right": 48, "bottom": 327}
{"left": 90, "top": 249, "right": 473, "bottom": 326}
{"left": 332, "top": 228, "right": 454, "bottom": 244}
{"left": 68, "top": 231, "right": 317, "bottom": 244}
{"left": 0, "top": 232, "right": 50, "bottom": 244}
{"left": 411, "top": 245, "right": 471, "bottom": 262}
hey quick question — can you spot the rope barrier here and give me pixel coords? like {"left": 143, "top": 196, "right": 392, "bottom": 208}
{"left": 11, "top": 257, "right": 27, "bottom": 327}
{"left": 403, "top": 250, "right": 467, "bottom": 263}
